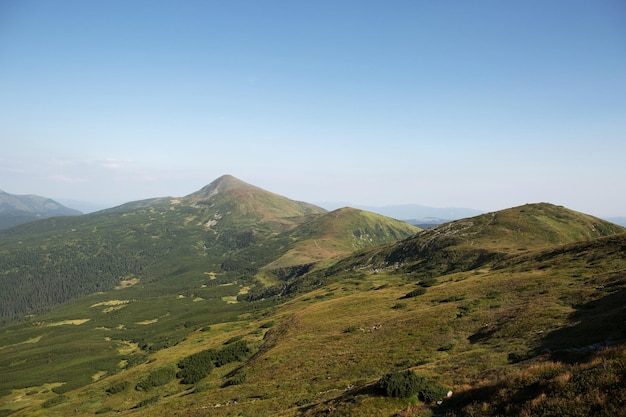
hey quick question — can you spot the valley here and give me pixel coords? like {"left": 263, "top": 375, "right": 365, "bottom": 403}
{"left": 0, "top": 176, "right": 624, "bottom": 416}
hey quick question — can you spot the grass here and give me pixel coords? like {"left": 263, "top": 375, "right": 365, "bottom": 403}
{"left": 4, "top": 252, "right": 626, "bottom": 416}
{"left": 1, "top": 203, "right": 625, "bottom": 416}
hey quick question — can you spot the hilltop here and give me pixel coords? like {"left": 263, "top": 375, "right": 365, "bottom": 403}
{"left": 0, "top": 175, "right": 417, "bottom": 324}
{"left": 262, "top": 207, "right": 420, "bottom": 272}
{"left": 331, "top": 202, "right": 624, "bottom": 278}
{"left": 0, "top": 190, "right": 81, "bottom": 229}
{"left": 0, "top": 190, "right": 625, "bottom": 417}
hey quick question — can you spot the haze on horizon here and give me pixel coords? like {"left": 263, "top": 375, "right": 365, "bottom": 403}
{"left": 1, "top": 1, "right": 625, "bottom": 217}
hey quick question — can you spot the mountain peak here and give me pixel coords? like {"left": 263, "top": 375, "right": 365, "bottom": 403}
{"left": 185, "top": 175, "right": 261, "bottom": 199}
{"left": 0, "top": 190, "right": 82, "bottom": 229}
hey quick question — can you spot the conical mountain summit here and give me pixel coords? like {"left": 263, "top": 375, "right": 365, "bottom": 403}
{"left": 185, "top": 174, "right": 263, "bottom": 199}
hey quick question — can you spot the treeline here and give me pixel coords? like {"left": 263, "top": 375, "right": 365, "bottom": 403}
{"left": 0, "top": 243, "right": 148, "bottom": 323}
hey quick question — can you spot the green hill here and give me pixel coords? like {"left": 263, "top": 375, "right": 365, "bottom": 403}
{"left": 0, "top": 175, "right": 329, "bottom": 323}
{"left": 332, "top": 202, "right": 624, "bottom": 278}
{"left": 0, "top": 190, "right": 81, "bottom": 229}
{"left": 263, "top": 207, "right": 420, "bottom": 271}
{"left": 1, "top": 196, "right": 625, "bottom": 417}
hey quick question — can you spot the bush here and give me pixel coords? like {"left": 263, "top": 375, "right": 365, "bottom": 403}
{"left": 136, "top": 366, "right": 176, "bottom": 391}
{"left": 378, "top": 370, "right": 426, "bottom": 398}
{"left": 377, "top": 370, "right": 449, "bottom": 403}
{"left": 417, "top": 278, "right": 437, "bottom": 287}
{"left": 178, "top": 350, "right": 216, "bottom": 384}
{"left": 222, "top": 371, "right": 247, "bottom": 387}
{"left": 418, "top": 380, "right": 450, "bottom": 403}
{"left": 41, "top": 395, "right": 68, "bottom": 408}
{"left": 224, "top": 335, "right": 244, "bottom": 345}
{"left": 132, "top": 395, "right": 159, "bottom": 409}
{"left": 212, "top": 340, "right": 250, "bottom": 367}
{"left": 401, "top": 287, "right": 426, "bottom": 299}
{"left": 344, "top": 325, "right": 360, "bottom": 333}
{"left": 437, "top": 342, "right": 456, "bottom": 352}
{"left": 106, "top": 380, "right": 130, "bottom": 394}
{"left": 177, "top": 341, "right": 250, "bottom": 384}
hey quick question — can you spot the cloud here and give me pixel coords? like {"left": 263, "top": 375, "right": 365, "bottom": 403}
{"left": 98, "top": 158, "right": 134, "bottom": 170}
{"left": 48, "top": 174, "right": 89, "bottom": 184}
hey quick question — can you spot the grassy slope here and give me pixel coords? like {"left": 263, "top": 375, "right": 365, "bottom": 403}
{"left": 0, "top": 176, "right": 326, "bottom": 323}
{"left": 2, "top": 203, "right": 625, "bottom": 416}
{"left": 333, "top": 203, "right": 625, "bottom": 277}
{"left": 262, "top": 207, "right": 421, "bottom": 271}
{"left": 0, "top": 178, "right": 422, "bottom": 415}
{"left": 7, "top": 232, "right": 625, "bottom": 417}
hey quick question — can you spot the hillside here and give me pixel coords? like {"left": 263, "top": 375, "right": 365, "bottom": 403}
{"left": 0, "top": 175, "right": 331, "bottom": 323}
{"left": 1, "top": 199, "right": 625, "bottom": 416}
{"left": 0, "top": 175, "right": 420, "bottom": 413}
{"left": 262, "top": 207, "right": 420, "bottom": 272}
{"left": 331, "top": 203, "right": 625, "bottom": 278}
{"left": 0, "top": 190, "right": 81, "bottom": 229}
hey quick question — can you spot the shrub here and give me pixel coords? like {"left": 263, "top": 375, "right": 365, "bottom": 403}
{"left": 132, "top": 395, "right": 159, "bottom": 409}
{"left": 52, "top": 378, "right": 88, "bottom": 394}
{"left": 401, "top": 287, "right": 426, "bottom": 299}
{"left": 437, "top": 342, "right": 456, "bottom": 352}
{"left": 178, "top": 341, "right": 250, "bottom": 384}
{"left": 136, "top": 366, "right": 176, "bottom": 391}
{"left": 377, "top": 370, "right": 426, "bottom": 398}
{"left": 178, "top": 350, "right": 216, "bottom": 384}
{"left": 224, "top": 335, "right": 244, "bottom": 345}
{"left": 212, "top": 340, "right": 250, "bottom": 367}
{"left": 418, "top": 380, "right": 449, "bottom": 403}
{"left": 417, "top": 278, "right": 437, "bottom": 287}
{"left": 41, "top": 395, "right": 68, "bottom": 408}
{"left": 106, "top": 380, "right": 130, "bottom": 395}
{"left": 222, "top": 371, "right": 247, "bottom": 387}
{"left": 377, "top": 370, "right": 449, "bottom": 403}
{"left": 344, "top": 325, "right": 360, "bottom": 333}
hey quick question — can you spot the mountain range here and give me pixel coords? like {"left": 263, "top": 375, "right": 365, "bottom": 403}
{"left": 0, "top": 190, "right": 81, "bottom": 229}
{"left": 318, "top": 202, "right": 484, "bottom": 226}
{"left": 0, "top": 175, "right": 625, "bottom": 417}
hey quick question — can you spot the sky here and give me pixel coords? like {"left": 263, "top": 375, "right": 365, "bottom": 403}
{"left": 1, "top": 1, "right": 625, "bottom": 217}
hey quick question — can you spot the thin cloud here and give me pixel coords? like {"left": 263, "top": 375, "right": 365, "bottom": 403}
{"left": 98, "top": 158, "right": 135, "bottom": 170}
{"left": 49, "top": 174, "right": 88, "bottom": 184}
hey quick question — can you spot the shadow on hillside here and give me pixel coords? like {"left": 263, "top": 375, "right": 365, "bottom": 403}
{"left": 297, "top": 384, "right": 380, "bottom": 416}
{"left": 532, "top": 286, "right": 626, "bottom": 363}
{"left": 438, "top": 287, "right": 626, "bottom": 416}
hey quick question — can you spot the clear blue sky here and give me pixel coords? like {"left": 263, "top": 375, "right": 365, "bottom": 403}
{"left": 1, "top": 1, "right": 625, "bottom": 217}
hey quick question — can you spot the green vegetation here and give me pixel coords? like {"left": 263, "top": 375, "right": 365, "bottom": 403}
{"left": 41, "top": 395, "right": 68, "bottom": 408}
{"left": 0, "top": 180, "right": 625, "bottom": 417}
{"left": 377, "top": 370, "right": 449, "bottom": 402}
{"left": 177, "top": 340, "right": 250, "bottom": 384}
{"left": 135, "top": 366, "right": 176, "bottom": 391}
{"left": 106, "top": 381, "right": 130, "bottom": 395}
{"left": 401, "top": 287, "right": 427, "bottom": 298}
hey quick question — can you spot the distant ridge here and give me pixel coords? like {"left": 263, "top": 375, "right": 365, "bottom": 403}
{"left": 0, "top": 174, "right": 414, "bottom": 323}
{"left": 331, "top": 202, "right": 625, "bottom": 277}
{"left": 262, "top": 206, "right": 420, "bottom": 271}
{"left": 319, "top": 202, "right": 483, "bottom": 222}
{"left": 0, "top": 190, "right": 81, "bottom": 229}
{"left": 2, "top": 186, "right": 626, "bottom": 416}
